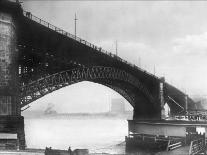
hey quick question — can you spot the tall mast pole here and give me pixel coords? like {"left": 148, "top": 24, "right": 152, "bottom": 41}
{"left": 75, "top": 13, "right": 78, "bottom": 38}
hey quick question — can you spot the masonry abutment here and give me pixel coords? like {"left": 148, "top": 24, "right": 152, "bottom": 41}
{"left": 0, "top": 11, "right": 25, "bottom": 149}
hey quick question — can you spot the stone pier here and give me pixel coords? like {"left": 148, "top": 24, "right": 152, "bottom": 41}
{"left": 0, "top": 8, "right": 25, "bottom": 150}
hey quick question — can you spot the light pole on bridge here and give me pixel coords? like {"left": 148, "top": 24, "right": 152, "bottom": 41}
{"left": 75, "top": 13, "right": 78, "bottom": 38}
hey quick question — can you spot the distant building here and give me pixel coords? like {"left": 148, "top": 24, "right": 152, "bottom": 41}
{"left": 110, "top": 98, "right": 125, "bottom": 113}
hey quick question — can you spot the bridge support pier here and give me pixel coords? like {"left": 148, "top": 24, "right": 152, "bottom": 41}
{"left": 0, "top": 116, "right": 25, "bottom": 149}
{"left": 160, "top": 77, "right": 165, "bottom": 119}
{"left": 0, "top": 11, "right": 25, "bottom": 149}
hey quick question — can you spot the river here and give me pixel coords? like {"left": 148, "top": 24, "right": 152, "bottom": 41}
{"left": 25, "top": 117, "right": 127, "bottom": 154}
{"left": 24, "top": 116, "right": 156, "bottom": 154}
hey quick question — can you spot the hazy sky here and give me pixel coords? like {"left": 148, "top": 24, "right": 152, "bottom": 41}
{"left": 21, "top": 1, "right": 207, "bottom": 113}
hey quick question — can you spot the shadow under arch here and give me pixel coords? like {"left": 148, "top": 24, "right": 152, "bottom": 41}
{"left": 20, "top": 66, "right": 157, "bottom": 111}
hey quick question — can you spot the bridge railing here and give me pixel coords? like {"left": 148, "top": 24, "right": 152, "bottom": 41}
{"left": 189, "top": 138, "right": 206, "bottom": 155}
{"left": 166, "top": 138, "right": 183, "bottom": 151}
{"left": 22, "top": 11, "right": 158, "bottom": 79}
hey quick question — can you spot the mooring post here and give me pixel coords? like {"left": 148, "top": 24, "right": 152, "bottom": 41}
{"left": 0, "top": 1, "right": 25, "bottom": 150}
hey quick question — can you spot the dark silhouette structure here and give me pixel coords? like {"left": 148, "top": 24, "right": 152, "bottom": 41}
{"left": 0, "top": 0, "right": 196, "bottom": 149}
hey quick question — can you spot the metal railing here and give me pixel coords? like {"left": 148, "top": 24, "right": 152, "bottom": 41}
{"left": 189, "top": 138, "right": 206, "bottom": 155}
{"left": 22, "top": 11, "right": 159, "bottom": 80}
{"left": 167, "top": 139, "right": 183, "bottom": 151}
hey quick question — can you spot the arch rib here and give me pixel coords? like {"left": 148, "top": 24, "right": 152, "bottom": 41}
{"left": 20, "top": 66, "right": 155, "bottom": 108}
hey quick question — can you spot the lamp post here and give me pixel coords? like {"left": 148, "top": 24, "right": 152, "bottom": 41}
{"left": 75, "top": 13, "right": 78, "bottom": 38}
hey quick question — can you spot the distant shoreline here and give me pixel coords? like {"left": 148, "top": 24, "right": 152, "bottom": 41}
{"left": 23, "top": 111, "right": 133, "bottom": 120}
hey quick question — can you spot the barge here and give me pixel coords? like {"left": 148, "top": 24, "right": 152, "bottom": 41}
{"left": 125, "top": 119, "right": 207, "bottom": 151}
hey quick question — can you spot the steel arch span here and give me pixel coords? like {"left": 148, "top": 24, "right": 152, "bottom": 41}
{"left": 0, "top": 0, "right": 196, "bottom": 120}
{"left": 20, "top": 66, "right": 161, "bottom": 119}
{"left": 0, "top": 1, "right": 199, "bottom": 150}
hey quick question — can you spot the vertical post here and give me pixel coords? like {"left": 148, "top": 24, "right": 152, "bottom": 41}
{"left": 160, "top": 77, "right": 165, "bottom": 119}
{"left": 74, "top": 13, "right": 77, "bottom": 38}
{"left": 0, "top": 11, "right": 25, "bottom": 149}
{"left": 203, "top": 133, "right": 206, "bottom": 154}
{"left": 185, "top": 95, "right": 188, "bottom": 113}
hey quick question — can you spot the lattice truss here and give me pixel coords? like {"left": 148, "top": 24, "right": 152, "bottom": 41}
{"left": 20, "top": 66, "right": 156, "bottom": 108}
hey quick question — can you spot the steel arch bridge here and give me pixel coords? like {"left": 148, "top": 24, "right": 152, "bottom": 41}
{"left": 0, "top": 0, "right": 198, "bottom": 149}
{"left": 1, "top": 1, "right": 196, "bottom": 119}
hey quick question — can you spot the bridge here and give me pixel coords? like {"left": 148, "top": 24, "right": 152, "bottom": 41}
{"left": 0, "top": 0, "right": 197, "bottom": 150}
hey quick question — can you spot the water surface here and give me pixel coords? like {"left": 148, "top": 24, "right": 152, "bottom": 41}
{"left": 25, "top": 117, "right": 128, "bottom": 154}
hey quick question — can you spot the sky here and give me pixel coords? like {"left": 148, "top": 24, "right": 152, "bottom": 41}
{"left": 21, "top": 1, "right": 207, "bottom": 113}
